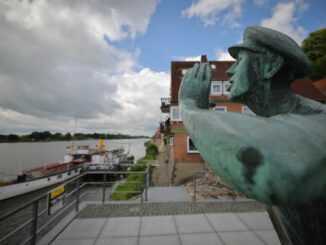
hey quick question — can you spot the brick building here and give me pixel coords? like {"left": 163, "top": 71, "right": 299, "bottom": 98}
{"left": 161, "top": 55, "right": 254, "bottom": 184}
{"left": 159, "top": 55, "right": 325, "bottom": 185}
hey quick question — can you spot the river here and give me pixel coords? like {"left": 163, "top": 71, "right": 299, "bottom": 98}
{"left": 0, "top": 138, "right": 147, "bottom": 181}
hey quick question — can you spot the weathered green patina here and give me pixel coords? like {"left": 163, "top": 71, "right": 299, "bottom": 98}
{"left": 179, "top": 25, "right": 326, "bottom": 244}
{"left": 179, "top": 26, "right": 326, "bottom": 205}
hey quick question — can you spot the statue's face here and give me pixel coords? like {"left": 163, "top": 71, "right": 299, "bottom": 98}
{"left": 227, "top": 49, "right": 261, "bottom": 102}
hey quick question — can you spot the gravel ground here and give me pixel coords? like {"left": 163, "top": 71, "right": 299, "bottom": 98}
{"left": 77, "top": 200, "right": 267, "bottom": 218}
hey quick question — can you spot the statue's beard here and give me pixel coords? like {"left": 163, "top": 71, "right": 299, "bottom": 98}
{"left": 228, "top": 57, "right": 274, "bottom": 116}
{"left": 229, "top": 78, "right": 272, "bottom": 117}
{"left": 228, "top": 79, "right": 251, "bottom": 102}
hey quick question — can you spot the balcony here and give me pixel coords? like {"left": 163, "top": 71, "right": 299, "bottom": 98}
{"left": 160, "top": 97, "right": 170, "bottom": 113}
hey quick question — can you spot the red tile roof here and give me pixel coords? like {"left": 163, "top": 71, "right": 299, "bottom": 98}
{"left": 291, "top": 77, "right": 326, "bottom": 101}
{"left": 314, "top": 78, "right": 326, "bottom": 92}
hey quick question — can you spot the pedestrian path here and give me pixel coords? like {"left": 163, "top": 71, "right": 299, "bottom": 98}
{"left": 52, "top": 212, "right": 280, "bottom": 245}
{"left": 146, "top": 187, "right": 191, "bottom": 202}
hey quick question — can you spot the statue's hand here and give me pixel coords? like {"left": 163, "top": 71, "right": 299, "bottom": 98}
{"left": 179, "top": 63, "right": 212, "bottom": 109}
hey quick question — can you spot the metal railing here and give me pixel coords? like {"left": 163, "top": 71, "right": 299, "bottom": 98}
{"left": 192, "top": 171, "right": 237, "bottom": 201}
{"left": 160, "top": 97, "right": 170, "bottom": 106}
{"left": 0, "top": 163, "right": 152, "bottom": 245}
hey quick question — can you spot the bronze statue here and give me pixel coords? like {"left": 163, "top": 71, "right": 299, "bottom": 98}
{"left": 179, "top": 26, "right": 326, "bottom": 244}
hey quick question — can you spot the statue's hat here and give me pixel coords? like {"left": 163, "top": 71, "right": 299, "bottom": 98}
{"left": 228, "top": 25, "right": 312, "bottom": 78}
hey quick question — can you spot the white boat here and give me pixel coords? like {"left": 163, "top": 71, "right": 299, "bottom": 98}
{"left": 0, "top": 139, "right": 134, "bottom": 201}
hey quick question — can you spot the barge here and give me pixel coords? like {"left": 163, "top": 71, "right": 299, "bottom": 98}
{"left": 0, "top": 139, "right": 134, "bottom": 201}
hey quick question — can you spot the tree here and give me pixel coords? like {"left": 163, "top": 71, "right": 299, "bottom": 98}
{"left": 64, "top": 132, "right": 72, "bottom": 140}
{"left": 7, "top": 134, "right": 19, "bottom": 142}
{"left": 302, "top": 28, "right": 326, "bottom": 81}
{"left": 30, "top": 131, "right": 41, "bottom": 141}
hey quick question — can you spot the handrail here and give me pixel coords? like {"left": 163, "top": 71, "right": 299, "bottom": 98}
{"left": 161, "top": 97, "right": 170, "bottom": 104}
{"left": 0, "top": 216, "right": 34, "bottom": 243}
{"left": 37, "top": 191, "right": 87, "bottom": 235}
{"left": 0, "top": 172, "right": 88, "bottom": 222}
{"left": 0, "top": 162, "right": 153, "bottom": 245}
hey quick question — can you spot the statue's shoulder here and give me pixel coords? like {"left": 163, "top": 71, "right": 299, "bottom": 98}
{"left": 292, "top": 95, "right": 326, "bottom": 115}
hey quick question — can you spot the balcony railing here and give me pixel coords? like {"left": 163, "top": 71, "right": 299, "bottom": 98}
{"left": 0, "top": 163, "right": 152, "bottom": 245}
{"left": 160, "top": 97, "right": 170, "bottom": 113}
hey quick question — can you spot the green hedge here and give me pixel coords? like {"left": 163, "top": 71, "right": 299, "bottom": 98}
{"left": 110, "top": 140, "right": 157, "bottom": 200}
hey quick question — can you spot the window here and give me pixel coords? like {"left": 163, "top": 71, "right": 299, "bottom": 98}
{"left": 170, "top": 106, "right": 182, "bottom": 121}
{"left": 242, "top": 106, "right": 256, "bottom": 116}
{"left": 210, "top": 64, "right": 216, "bottom": 69}
{"left": 211, "top": 81, "right": 223, "bottom": 95}
{"left": 213, "top": 106, "right": 227, "bottom": 112}
{"left": 187, "top": 137, "right": 199, "bottom": 153}
{"left": 223, "top": 81, "right": 231, "bottom": 95}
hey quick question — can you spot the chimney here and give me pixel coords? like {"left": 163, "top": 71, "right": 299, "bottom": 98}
{"left": 200, "top": 54, "right": 208, "bottom": 63}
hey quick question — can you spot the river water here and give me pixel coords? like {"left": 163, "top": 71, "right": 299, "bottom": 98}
{"left": 0, "top": 138, "right": 147, "bottom": 181}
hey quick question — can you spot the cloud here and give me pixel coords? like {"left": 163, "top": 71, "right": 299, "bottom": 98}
{"left": 216, "top": 49, "right": 235, "bottom": 61}
{"left": 261, "top": 0, "right": 308, "bottom": 43}
{"left": 0, "top": 0, "right": 162, "bottom": 135}
{"left": 182, "top": 0, "right": 242, "bottom": 27}
{"left": 0, "top": 68, "right": 170, "bottom": 136}
{"left": 94, "top": 68, "right": 170, "bottom": 135}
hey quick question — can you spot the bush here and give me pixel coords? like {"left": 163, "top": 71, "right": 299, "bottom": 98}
{"left": 130, "top": 164, "right": 147, "bottom": 171}
{"left": 110, "top": 182, "right": 144, "bottom": 200}
{"left": 110, "top": 141, "right": 158, "bottom": 200}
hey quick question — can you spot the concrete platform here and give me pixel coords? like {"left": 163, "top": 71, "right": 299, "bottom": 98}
{"left": 51, "top": 212, "right": 280, "bottom": 245}
{"left": 146, "top": 187, "right": 191, "bottom": 202}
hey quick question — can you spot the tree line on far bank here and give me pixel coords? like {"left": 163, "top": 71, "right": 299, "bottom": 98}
{"left": 0, "top": 131, "right": 148, "bottom": 143}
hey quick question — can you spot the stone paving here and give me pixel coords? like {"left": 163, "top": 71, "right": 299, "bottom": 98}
{"left": 76, "top": 201, "right": 267, "bottom": 218}
{"left": 48, "top": 186, "right": 279, "bottom": 245}
{"left": 52, "top": 212, "right": 281, "bottom": 245}
{"left": 146, "top": 186, "right": 191, "bottom": 202}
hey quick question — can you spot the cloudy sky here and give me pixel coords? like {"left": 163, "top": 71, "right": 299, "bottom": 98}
{"left": 0, "top": 0, "right": 325, "bottom": 136}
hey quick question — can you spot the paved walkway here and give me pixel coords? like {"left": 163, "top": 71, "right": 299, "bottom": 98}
{"left": 146, "top": 187, "right": 191, "bottom": 202}
{"left": 153, "top": 143, "right": 170, "bottom": 186}
{"left": 52, "top": 212, "right": 280, "bottom": 245}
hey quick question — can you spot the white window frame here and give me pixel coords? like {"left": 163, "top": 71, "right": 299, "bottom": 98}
{"left": 210, "top": 81, "right": 223, "bottom": 95}
{"left": 187, "top": 137, "right": 199, "bottom": 153}
{"left": 170, "top": 106, "right": 182, "bottom": 122}
{"left": 213, "top": 106, "right": 227, "bottom": 112}
{"left": 242, "top": 106, "right": 256, "bottom": 116}
{"left": 223, "top": 81, "right": 231, "bottom": 95}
